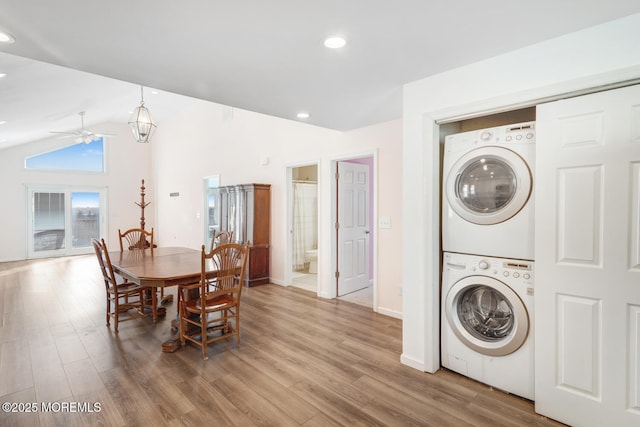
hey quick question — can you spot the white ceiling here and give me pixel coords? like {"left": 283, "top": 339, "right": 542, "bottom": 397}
{"left": 0, "top": 1, "right": 639, "bottom": 148}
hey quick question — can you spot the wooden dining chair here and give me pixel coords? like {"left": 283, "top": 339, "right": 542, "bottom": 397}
{"left": 210, "top": 230, "right": 233, "bottom": 250}
{"left": 171, "top": 230, "right": 236, "bottom": 322}
{"left": 118, "top": 227, "right": 154, "bottom": 251}
{"left": 92, "top": 238, "right": 150, "bottom": 332}
{"left": 179, "top": 242, "right": 249, "bottom": 359}
{"left": 118, "top": 227, "right": 166, "bottom": 308}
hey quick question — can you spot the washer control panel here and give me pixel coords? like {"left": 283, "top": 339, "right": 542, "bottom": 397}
{"left": 444, "top": 252, "right": 534, "bottom": 289}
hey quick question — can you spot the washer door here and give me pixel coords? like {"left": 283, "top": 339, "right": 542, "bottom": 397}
{"left": 445, "top": 275, "right": 529, "bottom": 356}
{"left": 446, "top": 146, "right": 532, "bottom": 225}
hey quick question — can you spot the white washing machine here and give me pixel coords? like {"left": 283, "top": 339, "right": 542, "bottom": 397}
{"left": 442, "top": 122, "right": 535, "bottom": 260}
{"left": 441, "top": 252, "right": 534, "bottom": 400}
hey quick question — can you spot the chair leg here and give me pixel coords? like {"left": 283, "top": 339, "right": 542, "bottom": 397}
{"left": 178, "top": 304, "right": 183, "bottom": 342}
{"left": 106, "top": 296, "right": 111, "bottom": 326}
{"left": 202, "top": 320, "right": 208, "bottom": 360}
{"left": 236, "top": 314, "right": 240, "bottom": 347}
{"left": 178, "top": 300, "right": 186, "bottom": 347}
{"left": 113, "top": 300, "right": 119, "bottom": 332}
{"left": 176, "top": 288, "right": 182, "bottom": 317}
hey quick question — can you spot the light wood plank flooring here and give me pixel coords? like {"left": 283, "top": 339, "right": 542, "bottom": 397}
{"left": 0, "top": 255, "right": 566, "bottom": 426}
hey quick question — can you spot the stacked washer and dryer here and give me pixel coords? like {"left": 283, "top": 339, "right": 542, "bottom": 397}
{"left": 440, "top": 122, "right": 536, "bottom": 400}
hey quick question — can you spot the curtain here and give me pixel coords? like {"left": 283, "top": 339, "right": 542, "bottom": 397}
{"left": 292, "top": 182, "right": 317, "bottom": 271}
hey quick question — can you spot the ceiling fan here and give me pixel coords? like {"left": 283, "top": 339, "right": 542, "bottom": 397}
{"left": 49, "top": 111, "right": 115, "bottom": 143}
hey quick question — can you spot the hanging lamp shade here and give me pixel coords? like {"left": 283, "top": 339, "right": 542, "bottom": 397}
{"left": 129, "top": 86, "right": 156, "bottom": 143}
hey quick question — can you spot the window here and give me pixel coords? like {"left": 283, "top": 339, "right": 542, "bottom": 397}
{"left": 28, "top": 186, "right": 106, "bottom": 258}
{"left": 204, "top": 175, "right": 220, "bottom": 249}
{"left": 25, "top": 138, "right": 104, "bottom": 172}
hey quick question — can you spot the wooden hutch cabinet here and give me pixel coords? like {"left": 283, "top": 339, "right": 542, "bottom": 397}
{"left": 213, "top": 183, "right": 270, "bottom": 287}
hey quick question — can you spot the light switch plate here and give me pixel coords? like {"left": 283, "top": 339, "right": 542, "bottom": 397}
{"left": 379, "top": 218, "right": 391, "bottom": 229}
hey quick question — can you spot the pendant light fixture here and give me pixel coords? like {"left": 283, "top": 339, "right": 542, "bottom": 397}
{"left": 129, "top": 85, "right": 156, "bottom": 143}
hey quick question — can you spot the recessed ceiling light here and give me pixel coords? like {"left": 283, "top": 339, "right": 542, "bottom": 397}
{"left": 297, "top": 112, "right": 310, "bottom": 119}
{"left": 0, "top": 73, "right": 6, "bottom": 79}
{"left": 324, "top": 36, "right": 346, "bottom": 49}
{"left": 0, "top": 121, "right": 7, "bottom": 125}
{"left": 0, "top": 31, "right": 15, "bottom": 44}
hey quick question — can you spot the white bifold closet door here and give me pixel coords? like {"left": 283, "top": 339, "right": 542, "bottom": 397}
{"left": 535, "top": 84, "right": 640, "bottom": 427}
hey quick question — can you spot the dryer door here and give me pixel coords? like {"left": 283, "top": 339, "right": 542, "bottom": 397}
{"left": 444, "top": 275, "right": 529, "bottom": 356}
{"left": 446, "top": 146, "right": 532, "bottom": 225}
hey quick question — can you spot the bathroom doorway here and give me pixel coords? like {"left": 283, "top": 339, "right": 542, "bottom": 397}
{"left": 289, "top": 164, "right": 319, "bottom": 292}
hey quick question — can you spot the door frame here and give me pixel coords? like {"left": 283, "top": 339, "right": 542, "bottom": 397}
{"left": 330, "top": 150, "right": 378, "bottom": 310}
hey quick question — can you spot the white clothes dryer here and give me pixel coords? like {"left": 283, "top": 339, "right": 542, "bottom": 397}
{"left": 441, "top": 252, "right": 534, "bottom": 400}
{"left": 442, "top": 122, "right": 535, "bottom": 260}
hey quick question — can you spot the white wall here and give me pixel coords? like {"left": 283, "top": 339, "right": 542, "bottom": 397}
{"left": 401, "top": 13, "right": 640, "bottom": 373}
{"left": 152, "top": 102, "right": 404, "bottom": 315}
{"left": 0, "top": 121, "right": 154, "bottom": 261}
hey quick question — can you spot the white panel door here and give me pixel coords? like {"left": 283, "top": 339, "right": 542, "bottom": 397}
{"left": 337, "top": 161, "right": 370, "bottom": 296}
{"left": 535, "top": 84, "right": 640, "bottom": 427}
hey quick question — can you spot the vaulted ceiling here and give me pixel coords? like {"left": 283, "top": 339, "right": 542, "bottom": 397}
{"left": 1, "top": 1, "right": 639, "bottom": 148}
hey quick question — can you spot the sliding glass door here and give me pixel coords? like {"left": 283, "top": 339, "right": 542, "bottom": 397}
{"left": 28, "top": 186, "right": 107, "bottom": 258}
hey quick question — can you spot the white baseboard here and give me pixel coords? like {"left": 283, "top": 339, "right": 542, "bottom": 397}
{"left": 400, "top": 353, "right": 441, "bottom": 374}
{"left": 376, "top": 306, "right": 402, "bottom": 319}
{"left": 401, "top": 353, "right": 427, "bottom": 371}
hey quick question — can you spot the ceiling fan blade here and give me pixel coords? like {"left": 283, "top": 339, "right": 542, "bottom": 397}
{"left": 49, "top": 131, "right": 80, "bottom": 138}
{"left": 49, "top": 112, "right": 117, "bottom": 140}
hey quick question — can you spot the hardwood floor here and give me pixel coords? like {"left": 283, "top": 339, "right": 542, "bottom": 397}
{"left": 0, "top": 255, "right": 566, "bottom": 426}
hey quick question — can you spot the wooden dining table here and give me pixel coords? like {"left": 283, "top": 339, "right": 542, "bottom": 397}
{"left": 108, "top": 246, "right": 208, "bottom": 323}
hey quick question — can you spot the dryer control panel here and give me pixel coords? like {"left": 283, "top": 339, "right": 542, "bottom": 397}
{"left": 445, "top": 121, "right": 535, "bottom": 151}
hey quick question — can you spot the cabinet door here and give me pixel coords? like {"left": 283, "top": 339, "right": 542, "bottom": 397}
{"left": 246, "top": 184, "right": 271, "bottom": 246}
{"left": 224, "top": 185, "right": 245, "bottom": 243}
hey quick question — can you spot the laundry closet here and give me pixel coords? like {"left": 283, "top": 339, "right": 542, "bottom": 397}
{"left": 438, "top": 107, "right": 536, "bottom": 401}
{"left": 401, "top": 16, "right": 640, "bottom": 427}
{"left": 427, "top": 83, "right": 640, "bottom": 427}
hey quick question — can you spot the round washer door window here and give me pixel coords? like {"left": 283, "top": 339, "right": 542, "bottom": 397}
{"left": 444, "top": 276, "right": 529, "bottom": 357}
{"left": 446, "top": 147, "right": 532, "bottom": 225}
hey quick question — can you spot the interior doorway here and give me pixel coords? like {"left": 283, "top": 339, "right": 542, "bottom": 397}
{"left": 288, "top": 164, "right": 319, "bottom": 293}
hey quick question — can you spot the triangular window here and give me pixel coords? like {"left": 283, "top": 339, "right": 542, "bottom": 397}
{"left": 25, "top": 138, "right": 104, "bottom": 172}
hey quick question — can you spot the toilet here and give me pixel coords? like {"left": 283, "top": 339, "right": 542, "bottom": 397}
{"left": 305, "top": 249, "right": 318, "bottom": 274}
